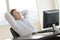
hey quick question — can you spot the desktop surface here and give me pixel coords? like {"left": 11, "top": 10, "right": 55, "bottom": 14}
{"left": 13, "top": 32, "right": 60, "bottom": 40}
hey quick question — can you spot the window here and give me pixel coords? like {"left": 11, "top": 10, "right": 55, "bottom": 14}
{"left": 0, "top": 0, "right": 39, "bottom": 25}
{"left": 0, "top": 0, "right": 7, "bottom": 25}
{"left": 9, "top": 0, "right": 38, "bottom": 23}
{"left": 57, "top": 0, "right": 60, "bottom": 9}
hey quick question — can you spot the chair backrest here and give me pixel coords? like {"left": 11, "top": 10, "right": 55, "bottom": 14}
{"left": 5, "top": 11, "right": 36, "bottom": 36}
{"left": 5, "top": 12, "right": 16, "bottom": 27}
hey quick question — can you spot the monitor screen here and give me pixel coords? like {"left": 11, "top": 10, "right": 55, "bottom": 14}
{"left": 43, "top": 9, "right": 59, "bottom": 28}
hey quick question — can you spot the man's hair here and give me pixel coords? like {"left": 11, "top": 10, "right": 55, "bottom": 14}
{"left": 10, "top": 9, "right": 16, "bottom": 16}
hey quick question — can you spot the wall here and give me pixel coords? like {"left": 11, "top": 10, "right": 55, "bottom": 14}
{"left": 57, "top": 0, "right": 60, "bottom": 25}
{"left": 36, "top": 0, "right": 57, "bottom": 30}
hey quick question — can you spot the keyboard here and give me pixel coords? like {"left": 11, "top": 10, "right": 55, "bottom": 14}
{"left": 37, "top": 29, "right": 54, "bottom": 33}
{"left": 32, "top": 29, "right": 53, "bottom": 35}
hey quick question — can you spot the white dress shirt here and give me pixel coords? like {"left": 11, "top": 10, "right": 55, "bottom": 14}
{"left": 14, "top": 19, "right": 37, "bottom": 36}
{"left": 16, "top": 19, "right": 37, "bottom": 32}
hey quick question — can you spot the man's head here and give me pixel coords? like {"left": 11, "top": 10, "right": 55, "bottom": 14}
{"left": 10, "top": 9, "right": 22, "bottom": 20}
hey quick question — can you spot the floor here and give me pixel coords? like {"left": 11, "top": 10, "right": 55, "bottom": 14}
{"left": 0, "top": 25, "right": 13, "bottom": 40}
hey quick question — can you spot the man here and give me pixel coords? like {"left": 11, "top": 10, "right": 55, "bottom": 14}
{"left": 10, "top": 9, "right": 37, "bottom": 37}
{"left": 10, "top": 9, "right": 22, "bottom": 20}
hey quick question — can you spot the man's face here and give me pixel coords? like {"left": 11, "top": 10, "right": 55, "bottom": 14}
{"left": 12, "top": 10, "right": 22, "bottom": 20}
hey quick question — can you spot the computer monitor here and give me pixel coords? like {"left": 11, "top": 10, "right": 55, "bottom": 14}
{"left": 43, "top": 9, "right": 59, "bottom": 28}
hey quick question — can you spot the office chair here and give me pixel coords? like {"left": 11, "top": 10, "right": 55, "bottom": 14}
{"left": 5, "top": 12, "right": 20, "bottom": 38}
{"left": 5, "top": 10, "right": 37, "bottom": 38}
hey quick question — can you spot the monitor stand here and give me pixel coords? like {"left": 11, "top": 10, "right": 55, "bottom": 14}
{"left": 52, "top": 24, "right": 58, "bottom": 34}
{"left": 37, "top": 24, "right": 58, "bottom": 33}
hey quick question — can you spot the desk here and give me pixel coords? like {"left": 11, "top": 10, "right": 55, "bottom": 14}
{"left": 13, "top": 32, "right": 60, "bottom": 40}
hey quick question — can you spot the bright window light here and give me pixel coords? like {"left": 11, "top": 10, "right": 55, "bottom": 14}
{"left": 0, "top": 0, "right": 7, "bottom": 25}
{"left": 9, "top": 0, "right": 38, "bottom": 23}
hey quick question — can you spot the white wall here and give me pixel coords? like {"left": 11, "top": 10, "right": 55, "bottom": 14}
{"left": 57, "top": 0, "right": 60, "bottom": 8}
{"left": 54, "top": 0, "right": 59, "bottom": 9}
{"left": 37, "top": 0, "right": 57, "bottom": 29}
{"left": 57, "top": 0, "right": 60, "bottom": 25}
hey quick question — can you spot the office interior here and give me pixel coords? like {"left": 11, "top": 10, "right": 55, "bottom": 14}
{"left": 0, "top": 0, "right": 60, "bottom": 40}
